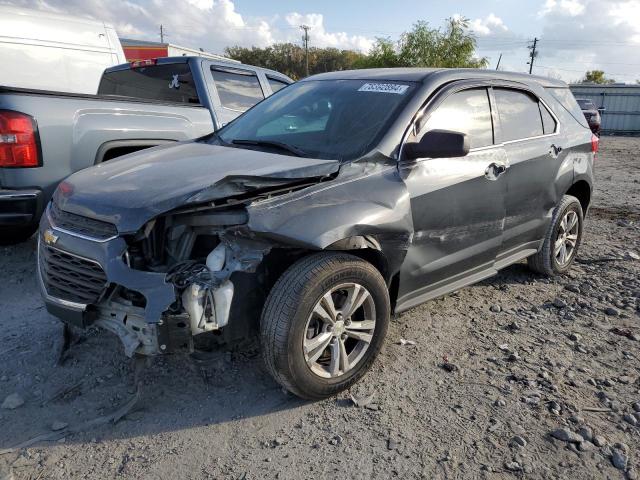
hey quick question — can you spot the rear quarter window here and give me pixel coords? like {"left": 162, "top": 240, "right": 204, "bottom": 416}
{"left": 98, "top": 64, "right": 200, "bottom": 104}
{"left": 546, "top": 88, "right": 590, "bottom": 129}
{"left": 539, "top": 102, "right": 557, "bottom": 135}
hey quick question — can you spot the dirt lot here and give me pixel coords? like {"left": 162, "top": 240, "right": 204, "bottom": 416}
{"left": 1, "top": 136, "right": 639, "bottom": 480}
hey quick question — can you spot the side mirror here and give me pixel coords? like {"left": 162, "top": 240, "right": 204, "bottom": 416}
{"left": 403, "top": 129, "right": 470, "bottom": 160}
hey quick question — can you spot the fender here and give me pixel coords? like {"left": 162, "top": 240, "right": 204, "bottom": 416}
{"left": 245, "top": 156, "right": 414, "bottom": 280}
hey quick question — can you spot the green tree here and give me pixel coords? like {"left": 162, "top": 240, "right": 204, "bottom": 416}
{"left": 225, "top": 17, "right": 487, "bottom": 79}
{"left": 225, "top": 43, "right": 365, "bottom": 80}
{"left": 357, "top": 17, "right": 488, "bottom": 69}
{"left": 582, "top": 70, "right": 615, "bottom": 84}
{"left": 354, "top": 38, "right": 401, "bottom": 68}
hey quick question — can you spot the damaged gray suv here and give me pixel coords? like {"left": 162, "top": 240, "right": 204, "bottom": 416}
{"left": 38, "top": 69, "right": 596, "bottom": 399}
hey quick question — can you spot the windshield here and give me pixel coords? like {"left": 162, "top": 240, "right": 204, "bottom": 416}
{"left": 214, "top": 79, "right": 417, "bottom": 161}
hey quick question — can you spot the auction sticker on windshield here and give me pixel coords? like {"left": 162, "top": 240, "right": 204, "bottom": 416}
{"left": 358, "top": 83, "right": 409, "bottom": 94}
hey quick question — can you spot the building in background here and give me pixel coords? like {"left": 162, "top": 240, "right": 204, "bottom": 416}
{"left": 120, "top": 38, "right": 238, "bottom": 63}
{"left": 570, "top": 84, "right": 640, "bottom": 136}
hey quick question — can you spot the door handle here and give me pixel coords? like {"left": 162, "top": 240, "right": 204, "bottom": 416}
{"left": 485, "top": 162, "right": 509, "bottom": 180}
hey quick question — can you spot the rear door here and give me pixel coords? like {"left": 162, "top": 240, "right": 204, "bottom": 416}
{"left": 492, "top": 86, "right": 563, "bottom": 264}
{"left": 397, "top": 85, "right": 508, "bottom": 310}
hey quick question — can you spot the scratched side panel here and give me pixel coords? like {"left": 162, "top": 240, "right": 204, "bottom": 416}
{"left": 396, "top": 148, "right": 508, "bottom": 308}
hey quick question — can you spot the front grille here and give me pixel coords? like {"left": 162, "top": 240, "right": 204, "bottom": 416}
{"left": 39, "top": 242, "right": 108, "bottom": 304}
{"left": 49, "top": 202, "right": 117, "bottom": 240}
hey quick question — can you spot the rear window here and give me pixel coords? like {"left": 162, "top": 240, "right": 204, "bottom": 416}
{"left": 98, "top": 64, "right": 200, "bottom": 104}
{"left": 211, "top": 67, "right": 264, "bottom": 111}
{"left": 546, "top": 88, "right": 590, "bottom": 128}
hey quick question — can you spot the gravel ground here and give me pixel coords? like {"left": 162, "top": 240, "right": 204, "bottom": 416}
{"left": 0, "top": 136, "right": 639, "bottom": 480}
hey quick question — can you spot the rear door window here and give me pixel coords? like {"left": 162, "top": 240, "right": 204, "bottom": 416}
{"left": 267, "top": 77, "right": 289, "bottom": 93}
{"left": 211, "top": 67, "right": 264, "bottom": 111}
{"left": 98, "top": 64, "right": 200, "bottom": 103}
{"left": 421, "top": 88, "right": 494, "bottom": 149}
{"left": 494, "top": 88, "right": 544, "bottom": 141}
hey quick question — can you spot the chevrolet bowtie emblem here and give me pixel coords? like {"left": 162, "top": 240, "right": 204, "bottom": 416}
{"left": 43, "top": 229, "right": 59, "bottom": 246}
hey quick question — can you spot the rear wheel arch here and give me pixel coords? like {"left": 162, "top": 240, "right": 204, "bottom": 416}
{"left": 566, "top": 180, "right": 591, "bottom": 213}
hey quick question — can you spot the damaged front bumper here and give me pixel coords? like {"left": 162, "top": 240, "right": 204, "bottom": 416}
{"left": 37, "top": 206, "right": 257, "bottom": 357}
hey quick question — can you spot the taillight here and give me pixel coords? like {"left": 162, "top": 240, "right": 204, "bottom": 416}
{"left": 0, "top": 110, "right": 41, "bottom": 168}
{"left": 591, "top": 134, "right": 599, "bottom": 154}
{"left": 130, "top": 58, "right": 157, "bottom": 68}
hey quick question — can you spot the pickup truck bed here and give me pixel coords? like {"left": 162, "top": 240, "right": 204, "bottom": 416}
{"left": 0, "top": 56, "right": 292, "bottom": 243}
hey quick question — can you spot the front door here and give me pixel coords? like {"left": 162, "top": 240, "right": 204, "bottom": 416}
{"left": 397, "top": 86, "right": 508, "bottom": 311}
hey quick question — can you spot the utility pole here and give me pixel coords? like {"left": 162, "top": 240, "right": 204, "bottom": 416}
{"left": 300, "top": 25, "right": 310, "bottom": 77}
{"left": 495, "top": 53, "right": 502, "bottom": 71}
{"left": 527, "top": 37, "right": 538, "bottom": 74}
{"left": 160, "top": 24, "right": 165, "bottom": 43}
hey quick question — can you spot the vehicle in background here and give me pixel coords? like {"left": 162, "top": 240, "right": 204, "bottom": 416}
{"left": 0, "top": 56, "right": 292, "bottom": 243}
{"left": 0, "top": 6, "right": 126, "bottom": 95}
{"left": 38, "top": 68, "right": 596, "bottom": 399}
{"left": 576, "top": 98, "right": 602, "bottom": 136}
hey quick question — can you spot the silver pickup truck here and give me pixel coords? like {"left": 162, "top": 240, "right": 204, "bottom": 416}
{"left": 0, "top": 56, "right": 292, "bottom": 243}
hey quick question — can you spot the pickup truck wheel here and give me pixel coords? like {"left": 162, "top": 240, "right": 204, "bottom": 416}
{"left": 528, "top": 194, "right": 583, "bottom": 276}
{"left": 260, "top": 252, "right": 390, "bottom": 400}
{"left": 0, "top": 225, "right": 38, "bottom": 245}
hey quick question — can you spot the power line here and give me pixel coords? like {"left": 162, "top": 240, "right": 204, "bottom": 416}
{"left": 300, "top": 25, "right": 311, "bottom": 77}
{"left": 527, "top": 37, "right": 538, "bottom": 74}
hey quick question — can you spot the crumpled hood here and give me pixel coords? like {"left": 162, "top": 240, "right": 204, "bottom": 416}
{"left": 55, "top": 142, "right": 340, "bottom": 233}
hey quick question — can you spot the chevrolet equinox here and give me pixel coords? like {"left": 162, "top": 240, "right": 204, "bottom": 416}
{"left": 38, "top": 69, "right": 597, "bottom": 399}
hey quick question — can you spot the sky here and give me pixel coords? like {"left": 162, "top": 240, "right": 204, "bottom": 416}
{"left": 3, "top": 0, "right": 640, "bottom": 83}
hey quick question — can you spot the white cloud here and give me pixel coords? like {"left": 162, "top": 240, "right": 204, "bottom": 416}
{"left": 535, "top": 0, "right": 640, "bottom": 82}
{"left": 540, "top": 0, "right": 586, "bottom": 16}
{"left": 284, "top": 12, "right": 374, "bottom": 52}
{"left": 1, "top": 0, "right": 374, "bottom": 55}
{"left": 469, "top": 13, "right": 508, "bottom": 36}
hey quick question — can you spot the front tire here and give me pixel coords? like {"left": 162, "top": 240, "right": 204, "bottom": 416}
{"left": 260, "top": 252, "right": 390, "bottom": 400}
{"left": 528, "top": 194, "right": 584, "bottom": 276}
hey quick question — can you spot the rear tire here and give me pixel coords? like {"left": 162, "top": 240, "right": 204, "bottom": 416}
{"left": 528, "top": 194, "right": 583, "bottom": 276}
{"left": 0, "top": 225, "right": 38, "bottom": 245}
{"left": 260, "top": 252, "right": 390, "bottom": 400}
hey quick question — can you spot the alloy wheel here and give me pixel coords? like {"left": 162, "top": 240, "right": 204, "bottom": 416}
{"left": 303, "top": 282, "right": 376, "bottom": 379}
{"left": 555, "top": 210, "right": 579, "bottom": 266}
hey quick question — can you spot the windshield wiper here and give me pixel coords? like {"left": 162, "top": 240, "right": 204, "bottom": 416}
{"left": 231, "top": 139, "right": 309, "bottom": 157}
